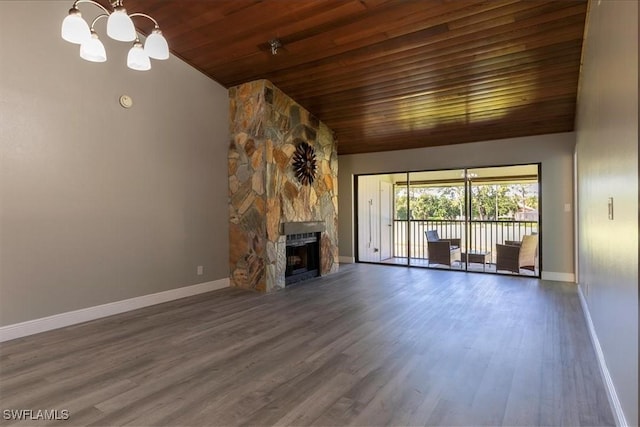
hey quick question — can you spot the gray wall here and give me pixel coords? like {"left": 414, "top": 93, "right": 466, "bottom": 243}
{"left": 575, "top": 0, "right": 638, "bottom": 424}
{"left": 0, "top": 1, "right": 229, "bottom": 326}
{"left": 338, "top": 133, "right": 576, "bottom": 277}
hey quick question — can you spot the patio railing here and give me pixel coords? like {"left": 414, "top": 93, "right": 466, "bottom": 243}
{"left": 393, "top": 219, "right": 538, "bottom": 262}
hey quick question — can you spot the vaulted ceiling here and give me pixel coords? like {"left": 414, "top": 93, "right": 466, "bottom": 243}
{"left": 124, "top": 0, "right": 588, "bottom": 155}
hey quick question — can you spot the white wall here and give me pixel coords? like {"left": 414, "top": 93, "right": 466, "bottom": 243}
{"left": 574, "top": 0, "right": 638, "bottom": 424}
{"left": 339, "top": 133, "right": 576, "bottom": 279}
{"left": 0, "top": 2, "right": 230, "bottom": 326}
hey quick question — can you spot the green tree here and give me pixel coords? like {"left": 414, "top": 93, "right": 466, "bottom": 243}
{"left": 395, "top": 194, "right": 408, "bottom": 219}
{"left": 470, "top": 184, "right": 518, "bottom": 220}
{"left": 442, "top": 186, "right": 465, "bottom": 218}
{"left": 395, "top": 182, "right": 535, "bottom": 221}
{"left": 406, "top": 187, "right": 460, "bottom": 220}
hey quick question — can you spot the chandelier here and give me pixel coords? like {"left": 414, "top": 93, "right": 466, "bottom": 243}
{"left": 61, "top": 0, "right": 169, "bottom": 71}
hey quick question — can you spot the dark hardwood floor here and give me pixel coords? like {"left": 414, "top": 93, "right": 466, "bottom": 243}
{"left": 0, "top": 264, "right": 614, "bottom": 426}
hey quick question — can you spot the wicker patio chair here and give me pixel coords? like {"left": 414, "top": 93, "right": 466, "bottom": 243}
{"left": 496, "top": 234, "right": 538, "bottom": 273}
{"left": 425, "top": 230, "right": 461, "bottom": 267}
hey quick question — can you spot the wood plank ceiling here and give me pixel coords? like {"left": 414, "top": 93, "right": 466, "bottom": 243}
{"left": 125, "top": 0, "right": 588, "bottom": 155}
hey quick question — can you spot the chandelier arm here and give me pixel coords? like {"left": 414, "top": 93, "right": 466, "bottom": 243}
{"left": 129, "top": 13, "right": 160, "bottom": 29}
{"left": 73, "top": 0, "right": 110, "bottom": 15}
{"left": 88, "top": 13, "right": 109, "bottom": 30}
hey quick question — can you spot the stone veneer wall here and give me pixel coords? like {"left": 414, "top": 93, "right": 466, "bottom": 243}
{"left": 228, "top": 80, "right": 339, "bottom": 292}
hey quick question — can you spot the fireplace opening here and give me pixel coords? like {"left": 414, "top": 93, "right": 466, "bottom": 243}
{"left": 285, "top": 232, "right": 320, "bottom": 285}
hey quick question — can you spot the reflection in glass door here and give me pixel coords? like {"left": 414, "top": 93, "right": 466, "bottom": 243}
{"left": 356, "top": 164, "right": 540, "bottom": 276}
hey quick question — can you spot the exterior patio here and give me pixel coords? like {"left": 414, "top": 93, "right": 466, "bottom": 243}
{"left": 384, "top": 219, "right": 539, "bottom": 276}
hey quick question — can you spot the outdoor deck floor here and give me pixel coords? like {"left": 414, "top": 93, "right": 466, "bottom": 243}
{"left": 379, "top": 257, "right": 538, "bottom": 276}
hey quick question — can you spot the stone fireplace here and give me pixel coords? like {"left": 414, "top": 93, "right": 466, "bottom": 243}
{"left": 228, "top": 80, "right": 338, "bottom": 292}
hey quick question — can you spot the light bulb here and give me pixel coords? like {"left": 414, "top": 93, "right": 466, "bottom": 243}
{"left": 61, "top": 7, "right": 90, "bottom": 44}
{"left": 127, "top": 41, "right": 151, "bottom": 71}
{"left": 144, "top": 29, "right": 169, "bottom": 60}
{"left": 107, "top": 6, "right": 136, "bottom": 42}
{"left": 80, "top": 31, "right": 107, "bottom": 62}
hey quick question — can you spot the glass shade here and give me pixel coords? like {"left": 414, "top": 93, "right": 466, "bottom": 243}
{"left": 144, "top": 29, "right": 169, "bottom": 60}
{"left": 107, "top": 7, "right": 136, "bottom": 42}
{"left": 61, "top": 8, "right": 90, "bottom": 44}
{"left": 127, "top": 42, "right": 151, "bottom": 71}
{"left": 80, "top": 33, "right": 107, "bottom": 62}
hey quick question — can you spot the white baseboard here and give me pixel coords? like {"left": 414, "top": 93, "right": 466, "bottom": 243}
{"left": 338, "top": 256, "right": 355, "bottom": 264}
{"left": 578, "top": 286, "right": 628, "bottom": 427}
{"left": 0, "top": 278, "right": 229, "bottom": 343}
{"left": 541, "top": 271, "right": 575, "bottom": 282}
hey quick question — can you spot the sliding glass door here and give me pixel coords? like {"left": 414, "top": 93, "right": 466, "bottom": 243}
{"left": 466, "top": 165, "right": 540, "bottom": 275}
{"left": 357, "top": 173, "right": 406, "bottom": 265}
{"left": 355, "top": 164, "right": 540, "bottom": 277}
{"left": 407, "top": 170, "right": 465, "bottom": 269}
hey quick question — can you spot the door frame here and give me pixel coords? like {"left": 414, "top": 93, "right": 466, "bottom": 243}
{"left": 354, "top": 163, "right": 542, "bottom": 277}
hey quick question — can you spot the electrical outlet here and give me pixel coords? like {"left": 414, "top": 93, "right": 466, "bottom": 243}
{"left": 197, "top": 265, "right": 204, "bottom": 275}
